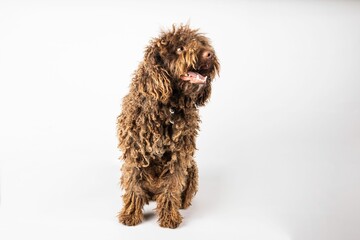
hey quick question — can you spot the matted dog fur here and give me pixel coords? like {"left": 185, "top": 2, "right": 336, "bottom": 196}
{"left": 117, "top": 24, "right": 220, "bottom": 228}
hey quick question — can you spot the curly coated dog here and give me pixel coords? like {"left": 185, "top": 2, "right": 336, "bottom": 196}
{"left": 117, "top": 24, "right": 220, "bottom": 228}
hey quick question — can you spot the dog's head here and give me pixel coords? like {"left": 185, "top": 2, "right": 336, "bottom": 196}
{"left": 141, "top": 24, "right": 220, "bottom": 103}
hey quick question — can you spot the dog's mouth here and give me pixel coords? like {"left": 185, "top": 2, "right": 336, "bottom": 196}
{"left": 180, "top": 71, "right": 207, "bottom": 84}
{"left": 180, "top": 64, "right": 213, "bottom": 84}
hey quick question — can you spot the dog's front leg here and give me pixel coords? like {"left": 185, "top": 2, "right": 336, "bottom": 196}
{"left": 156, "top": 164, "right": 186, "bottom": 228}
{"left": 118, "top": 164, "right": 148, "bottom": 226}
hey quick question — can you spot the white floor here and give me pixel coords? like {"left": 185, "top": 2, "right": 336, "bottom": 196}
{"left": 1, "top": 145, "right": 359, "bottom": 240}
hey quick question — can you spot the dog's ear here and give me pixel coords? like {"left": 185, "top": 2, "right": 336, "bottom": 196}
{"left": 140, "top": 41, "right": 172, "bottom": 103}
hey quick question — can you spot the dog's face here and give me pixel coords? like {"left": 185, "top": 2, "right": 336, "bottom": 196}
{"left": 145, "top": 25, "right": 220, "bottom": 90}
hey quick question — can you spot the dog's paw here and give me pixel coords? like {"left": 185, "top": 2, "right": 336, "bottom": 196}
{"left": 158, "top": 211, "right": 183, "bottom": 229}
{"left": 180, "top": 201, "right": 191, "bottom": 209}
{"left": 118, "top": 212, "right": 142, "bottom": 226}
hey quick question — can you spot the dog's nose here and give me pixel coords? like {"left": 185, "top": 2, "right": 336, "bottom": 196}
{"left": 202, "top": 50, "right": 213, "bottom": 60}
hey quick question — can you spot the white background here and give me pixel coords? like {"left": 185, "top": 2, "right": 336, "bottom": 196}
{"left": 1, "top": 1, "right": 360, "bottom": 240}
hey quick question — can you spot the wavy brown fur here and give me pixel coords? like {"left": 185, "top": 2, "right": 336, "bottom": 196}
{"left": 117, "top": 24, "right": 220, "bottom": 228}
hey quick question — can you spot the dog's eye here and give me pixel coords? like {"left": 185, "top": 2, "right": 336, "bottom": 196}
{"left": 176, "top": 46, "right": 184, "bottom": 53}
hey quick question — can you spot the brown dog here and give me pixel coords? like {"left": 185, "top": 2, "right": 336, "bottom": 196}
{"left": 117, "top": 24, "right": 220, "bottom": 228}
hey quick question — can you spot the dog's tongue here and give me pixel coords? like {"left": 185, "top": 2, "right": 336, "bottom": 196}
{"left": 180, "top": 71, "right": 207, "bottom": 84}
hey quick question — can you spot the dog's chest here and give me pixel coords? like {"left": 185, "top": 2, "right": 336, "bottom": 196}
{"left": 160, "top": 104, "right": 199, "bottom": 131}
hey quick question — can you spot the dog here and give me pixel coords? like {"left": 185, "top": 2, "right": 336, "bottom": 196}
{"left": 117, "top": 24, "right": 220, "bottom": 228}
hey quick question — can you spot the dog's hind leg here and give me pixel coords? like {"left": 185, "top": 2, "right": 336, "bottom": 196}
{"left": 181, "top": 162, "right": 198, "bottom": 209}
{"left": 118, "top": 164, "right": 148, "bottom": 226}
